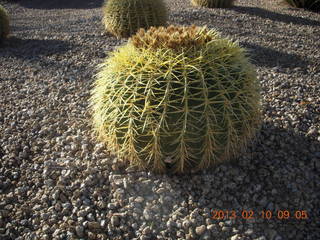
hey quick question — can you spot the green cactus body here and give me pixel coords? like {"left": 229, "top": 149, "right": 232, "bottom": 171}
{"left": 102, "top": 0, "right": 168, "bottom": 38}
{"left": 0, "top": 5, "right": 10, "bottom": 41}
{"left": 91, "top": 25, "right": 261, "bottom": 173}
{"left": 191, "top": 0, "right": 235, "bottom": 8}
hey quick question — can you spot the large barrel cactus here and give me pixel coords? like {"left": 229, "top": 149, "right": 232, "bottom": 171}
{"left": 191, "top": 0, "right": 235, "bottom": 8}
{"left": 102, "top": 0, "right": 168, "bottom": 38}
{"left": 90, "top": 25, "right": 261, "bottom": 173}
{"left": 0, "top": 4, "right": 9, "bottom": 41}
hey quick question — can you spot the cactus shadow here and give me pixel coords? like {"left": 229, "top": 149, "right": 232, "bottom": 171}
{"left": 166, "top": 123, "right": 319, "bottom": 238}
{"left": 18, "top": 0, "right": 104, "bottom": 9}
{"left": 111, "top": 122, "right": 319, "bottom": 238}
{"left": 240, "top": 42, "right": 309, "bottom": 70}
{"left": 0, "top": 36, "right": 74, "bottom": 59}
{"left": 232, "top": 6, "right": 320, "bottom": 26}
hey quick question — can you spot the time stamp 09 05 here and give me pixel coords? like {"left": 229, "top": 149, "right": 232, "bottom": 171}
{"left": 211, "top": 210, "right": 309, "bottom": 220}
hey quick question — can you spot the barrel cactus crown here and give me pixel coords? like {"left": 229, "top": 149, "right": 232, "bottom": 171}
{"left": 0, "top": 4, "right": 10, "bottom": 41}
{"left": 90, "top": 25, "right": 261, "bottom": 173}
{"left": 102, "top": 0, "right": 168, "bottom": 38}
{"left": 191, "top": 0, "right": 235, "bottom": 8}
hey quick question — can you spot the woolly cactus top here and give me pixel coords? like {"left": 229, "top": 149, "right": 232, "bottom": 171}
{"left": 131, "top": 25, "right": 218, "bottom": 50}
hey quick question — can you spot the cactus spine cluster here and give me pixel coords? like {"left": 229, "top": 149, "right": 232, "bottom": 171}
{"left": 191, "top": 0, "right": 235, "bottom": 8}
{"left": 90, "top": 25, "right": 261, "bottom": 173}
{"left": 0, "top": 4, "right": 9, "bottom": 41}
{"left": 102, "top": 0, "right": 168, "bottom": 38}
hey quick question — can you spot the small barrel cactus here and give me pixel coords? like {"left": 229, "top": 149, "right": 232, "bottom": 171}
{"left": 191, "top": 0, "right": 235, "bottom": 8}
{"left": 0, "top": 4, "right": 10, "bottom": 41}
{"left": 90, "top": 25, "right": 261, "bottom": 173}
{"left": 102, "top": 0, "right": 168, "bottom": 38}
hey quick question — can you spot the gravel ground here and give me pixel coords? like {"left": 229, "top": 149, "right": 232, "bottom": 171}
{"left": 1, "top": 0, "right": 319, "bottom": 239}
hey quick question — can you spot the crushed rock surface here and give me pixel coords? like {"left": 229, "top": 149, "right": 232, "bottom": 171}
{"left": 0, "top": 0, "right": 319, "bottom": 239}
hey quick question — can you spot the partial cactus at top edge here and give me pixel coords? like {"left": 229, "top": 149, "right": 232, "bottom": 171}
{"left": 284, "top": 0, "right": 320, "bottom": 10}
{"left": 102, "top": 0, "right": 168, "bottom": 38}
{"left": 191, "top": 0, "right": 235, "bottom": 8}
{"left": 0, "top": 4, "right": 10, "bottom": 41}
{"left": 90, "top": 25, "right": 261, "bottom": 173}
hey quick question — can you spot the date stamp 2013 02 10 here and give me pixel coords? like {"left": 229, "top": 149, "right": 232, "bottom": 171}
{"left": 211, "top": 210, "right": 309, "bottom": 220}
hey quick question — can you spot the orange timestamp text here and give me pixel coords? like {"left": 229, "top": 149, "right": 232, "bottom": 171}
{"left": 211, "top": 210, "right": 308, "bottom": 220}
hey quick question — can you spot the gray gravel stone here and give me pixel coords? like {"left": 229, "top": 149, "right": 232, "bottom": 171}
{"left": 110, "top": 215, "right": 120, "bottom": 227}
{"left": 195, "top": 225, "right": 206, "bottom": 235}
{"left": 75, "top": 225, "right": 84, "bottom": 238}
